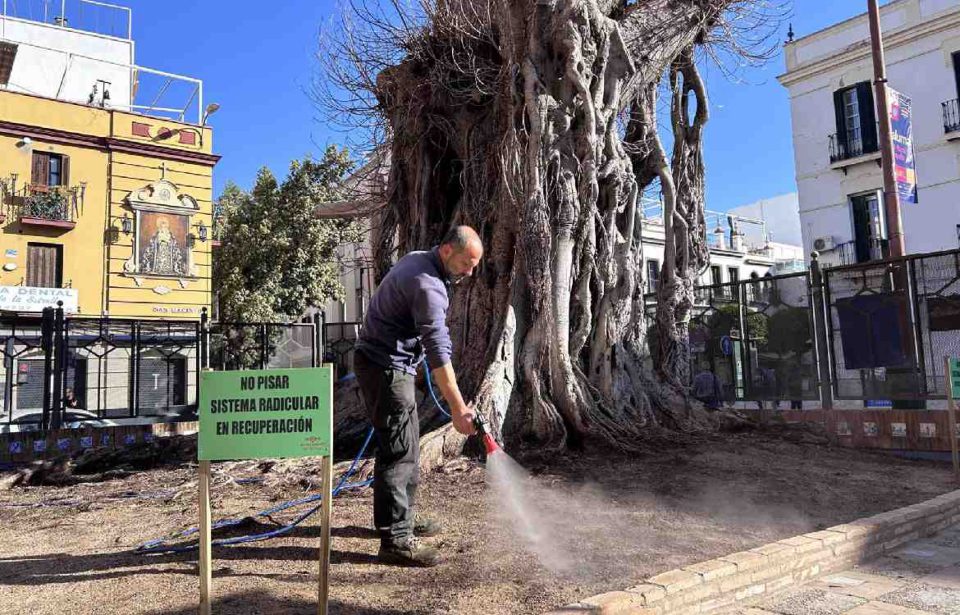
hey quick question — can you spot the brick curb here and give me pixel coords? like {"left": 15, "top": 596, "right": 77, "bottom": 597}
{"left": 545, "top": 489, "right": 960, "bottom": 615}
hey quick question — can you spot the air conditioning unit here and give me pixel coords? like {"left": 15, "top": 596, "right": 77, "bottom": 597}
{"left": 813, "top": 236, "right": 836, "bottom": 252}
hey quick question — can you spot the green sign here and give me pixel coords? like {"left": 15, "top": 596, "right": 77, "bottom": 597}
{"left": 198, "top": 367, "right": 333, "bottom": 461}
{"left": 951, "top": 358, "right": 960, "bottom": 399}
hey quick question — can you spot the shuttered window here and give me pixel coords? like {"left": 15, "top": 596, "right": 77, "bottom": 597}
{"left": 832, "top": 82, "right": 878, "bottom": 157}
{"left": 30, "top": 152, "right": 69, "bottom": 187}
{"left": 137, "top": 356, "right": 187, "bottom": 413}
{"left": 26, "top": 243, "right": 62, "bottom": 288}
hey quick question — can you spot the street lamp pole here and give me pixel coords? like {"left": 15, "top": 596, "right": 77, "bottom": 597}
{"left": 868, "top": 0, "right": 906, "bottom": 257}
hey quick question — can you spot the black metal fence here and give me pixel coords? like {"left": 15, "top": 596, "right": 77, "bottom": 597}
{"left": 1, "top": 308, "right": 320, "bottom": 430}
{"left": 646, "top": 246, "right": 960, "bottom": 407}
{"left": 651, "top": 270, "right": 819, "bottom": 406}
{"left": 823, "top": 248, "right": 960, "bottom": 402}
{"left": 322, "top": 321, "right": 361, "bottom": 376}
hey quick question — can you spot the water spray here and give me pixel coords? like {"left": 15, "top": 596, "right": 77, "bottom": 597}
{"left": 472, "top": 411, "right": 501, "bottom": 456}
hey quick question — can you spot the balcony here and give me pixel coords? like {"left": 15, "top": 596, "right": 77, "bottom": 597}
{"left": 1, "top": 184, "right": 81, "bottom": 230}
{"left": 828, "top": 126, "right": 879, "bottom": 165}
{"left": 1, "top": 0, "right": 132, "bottom": 40}
{"left": 0, "top": 1, "right": 205, "bottom": 124}
{"left": 943, "top": 99, "right": 960, "bottom": 136}
{"left": 838, "top": 238, "right": 889, "bottom": 265}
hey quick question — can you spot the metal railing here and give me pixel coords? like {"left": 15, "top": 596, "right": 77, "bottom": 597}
{"left": 943, "top": 98, "right": 960, "bottom": 134}
{"left": 1, "top": 0, "right": 131, "bottom": 40}
{"left": 0, "top": 37, "right": 205, "bottom": 124}
{"left": 837, "top": 238, "right": 889, "bottom": 265}
{"left": 643, "top": 247, "right": 960, "bottom": 406}
{"left": 1, "top": 308, "right": 321, "bottom": 428}
{"left": 828, "top": 125, "right": 879, "bottom": 163}
{"left": 323, "top": 321, "right": 361, "bottom": 376}
{"left": 1, "top": 184, "right": 81, "bottom": 225}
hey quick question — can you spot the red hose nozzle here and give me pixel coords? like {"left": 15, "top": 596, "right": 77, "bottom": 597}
{"left": 473, "top": 412, "right": 501, "bottom": 455}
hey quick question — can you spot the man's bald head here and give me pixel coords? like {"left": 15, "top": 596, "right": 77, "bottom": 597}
{"left": 441, "top": 225, "right": 482, "bottom": 252}
{"left": 439, "top": 225, "right": 483, "bottom": 284}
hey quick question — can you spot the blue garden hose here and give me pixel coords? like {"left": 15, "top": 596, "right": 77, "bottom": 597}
{"left": 136, "top": 360, "right": 449, "bottom": 554}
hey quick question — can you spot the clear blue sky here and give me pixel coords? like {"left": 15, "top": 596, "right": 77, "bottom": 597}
{"left": 122, "top": 1, "right": 874, "bottom": 209}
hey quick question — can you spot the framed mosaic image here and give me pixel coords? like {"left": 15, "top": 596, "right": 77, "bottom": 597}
{"left": 122, "top": 176, "right": 200, "bottom": 282}
{"left": 138, "top": 212, "right": 190, "bottom": 276}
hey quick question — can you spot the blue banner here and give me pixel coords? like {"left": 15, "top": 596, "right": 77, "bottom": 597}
{"left": 889, "top": 89, "right": 918, "bottom": 204}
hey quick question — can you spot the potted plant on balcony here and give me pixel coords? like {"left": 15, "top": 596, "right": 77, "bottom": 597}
{"left": 19, "top": 187, "right": 75, "bottom": 230}
{"left": 24, "top": 189, "right": 68, "bottom": 220}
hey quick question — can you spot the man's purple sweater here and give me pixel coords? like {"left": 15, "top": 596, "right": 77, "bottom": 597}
{"left": 354, "top": 247, "right": 452, "bottom": 374}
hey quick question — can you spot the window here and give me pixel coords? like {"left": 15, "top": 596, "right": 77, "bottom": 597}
{"left": 948, "top": 53, "right": 960, "bottom": 134}
{"left": 850, "top": 192, "right": 887, "bottom": 263}
{"left": 356, "top": 266, "right": 371, "bottom": 322}
{"left": 646, "top": 259, "right": 660, "bottom": 292}
{"left": 26, "top": 243, "right": 62, "bottom": 288}
{"left": 953, "top": 51, "right": 960, "bottom": 99}
{"left": 832, "top": 82, "right": 878, "bottom": 160}
{"left": 31, "top": 152, "right": 69, "bottom": 187}
{"left": 728, "top": 267, "right": 740, "bottom": 285}
{"left": 710, "top": 266, "right": 722, "bottom": 286}
{"left": 842, "top": 88, "right": 861, "bottom": 149}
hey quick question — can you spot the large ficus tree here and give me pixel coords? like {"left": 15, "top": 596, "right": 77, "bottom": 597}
{"left": 318, "top": 0, "right": 780, "bottom": 454}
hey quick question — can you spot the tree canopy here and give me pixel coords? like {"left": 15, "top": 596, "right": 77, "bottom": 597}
{"left": 213, "top": 146, "right": 363, "bottom": 323}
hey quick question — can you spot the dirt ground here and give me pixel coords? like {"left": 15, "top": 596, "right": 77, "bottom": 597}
{"left": 1, "top": 428, "right": 959, "bottom": 615}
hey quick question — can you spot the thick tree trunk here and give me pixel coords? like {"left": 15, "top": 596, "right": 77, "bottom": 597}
{"left": 369, "top": 0, "right": 733, "bottom": 451}
{"left": 654, "top": 48, "right": 711, "bottom": 394}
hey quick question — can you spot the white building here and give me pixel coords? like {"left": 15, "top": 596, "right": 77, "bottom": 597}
{"left": 779, "top": 0, "right": 960, "bottom": 266}
{"left": 639, "top": 200, "right": 805, "bottom": 297}
{"left": 0, "top": 0, "right": 205, "bottom": 123}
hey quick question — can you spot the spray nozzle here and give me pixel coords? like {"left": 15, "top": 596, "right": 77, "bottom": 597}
{"left": 472, "top": 412, "right": 500, "bottom": 455}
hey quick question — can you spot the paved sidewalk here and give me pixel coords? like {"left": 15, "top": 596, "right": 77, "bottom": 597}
{"left": 741, "top": 524, "right": 960, "bottom": 615}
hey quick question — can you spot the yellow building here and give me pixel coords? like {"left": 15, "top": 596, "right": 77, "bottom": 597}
{"left": 0, "top": 91, "right": 219, "bottom": 318}
{"left": 0, "top": 3, "right": 220, "bottom": 427}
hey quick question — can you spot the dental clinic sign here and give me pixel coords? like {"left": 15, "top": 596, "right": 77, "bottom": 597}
{"left": 0, "top": 286, "right": 79, "bottom": 313}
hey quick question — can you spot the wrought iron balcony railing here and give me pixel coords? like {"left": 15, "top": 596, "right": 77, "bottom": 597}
{"left": 838, "top": 238, "right": 889, "bottom": 265}
{"left": 828, "top": 124, "right": 879, "bottom": 164}
{"left": 1, "top": 184, "right": 81, "bottom": 229}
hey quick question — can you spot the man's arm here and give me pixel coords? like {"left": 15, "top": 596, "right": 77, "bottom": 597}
{"left": 431, "top": 362, "right": 476, "bottom": 435}
{"left": 413, "top": 279, "right": 476, "bottom": 435}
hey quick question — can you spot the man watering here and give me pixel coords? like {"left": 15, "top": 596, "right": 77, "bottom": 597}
{"left": 353, "top": 225, "right": 483, "bottom": 567}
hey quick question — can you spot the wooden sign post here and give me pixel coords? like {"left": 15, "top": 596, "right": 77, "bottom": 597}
{"left": 945, "top": 357, "right": 960, "bottom": 481}
{"left": 318, "top": 456, "right": 333, "bottom": 615}
{"left": 197, "top": 366, "right": 334, "bottom": 614}
{"left": 199, "top": 459, "right": 212, "bottom": 615}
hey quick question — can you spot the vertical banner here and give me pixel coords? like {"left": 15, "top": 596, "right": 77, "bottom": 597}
{"left": 889, "top": 88, "right": 918, "bottom": 204}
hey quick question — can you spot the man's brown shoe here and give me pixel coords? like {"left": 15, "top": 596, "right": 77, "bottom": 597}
{"left": 378, "top": 536, "right": 441, "bottom": 567}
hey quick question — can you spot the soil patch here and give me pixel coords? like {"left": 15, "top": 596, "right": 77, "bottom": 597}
{"left": 0, "top": 430, "right": 956, "bottom": 615}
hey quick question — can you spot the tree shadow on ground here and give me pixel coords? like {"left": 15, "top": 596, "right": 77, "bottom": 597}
{"left": 0, "top": 541, "right": 380, "bottom": 586}
{"left": 143, "top": 590, "right": 420, "bottom": 615}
